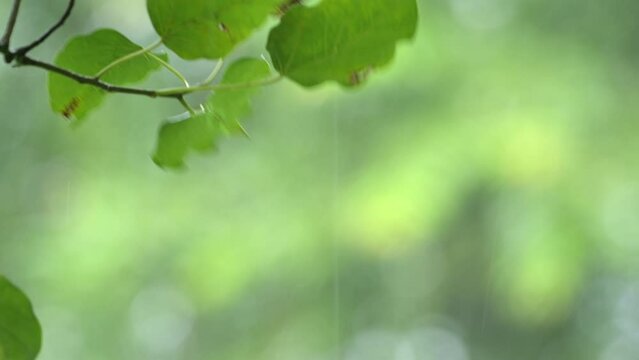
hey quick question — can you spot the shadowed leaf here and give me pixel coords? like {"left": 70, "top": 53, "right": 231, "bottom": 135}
{"left": 0, "top": 276, "right": 41, "bottom": 360}
{"left": 206, "top": 58, "right": 271, "bottom": 134}
{"left": 153, "top": 112, "right": 222, "bottom": 169}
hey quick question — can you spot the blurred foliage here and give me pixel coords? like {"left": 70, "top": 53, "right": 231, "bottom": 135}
{"left": 1, "top": 0, "right": 639, "bottom": 359}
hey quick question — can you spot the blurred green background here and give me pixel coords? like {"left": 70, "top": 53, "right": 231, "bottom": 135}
{"left": 2, "top": 0, "right": 639, "bottom": 359}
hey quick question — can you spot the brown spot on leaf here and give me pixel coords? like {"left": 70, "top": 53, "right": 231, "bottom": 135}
{"left": 276, "top": 0, "right": 302, "bottom": 16}
{"left": 62, "top": 97, "right": 80, "bottom": 119}
{"left": 348, "top": 66, "right": 374, "bottom": 86}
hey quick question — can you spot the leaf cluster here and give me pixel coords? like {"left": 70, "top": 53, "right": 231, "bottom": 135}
{"left": 1, "top": 0, "right": 418, "bottom": 168}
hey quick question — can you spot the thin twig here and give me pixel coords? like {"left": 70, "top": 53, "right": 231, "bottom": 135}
{"left": 8, "top": 54, "right": 282, "bottom": 100}
{"left": 0, "top": 0, "right": 22, "bottom": 55}
{"left": 15, "top": 0, "right": 75, "bottom": 56}
{"left": 16, "top": 55, "right": 170, "bottom": 98}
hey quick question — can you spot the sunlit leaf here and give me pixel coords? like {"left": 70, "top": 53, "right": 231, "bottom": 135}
{"left": 147, "top": 0, "right": 283, "bottom": 60}
{"left": 206, "top": 58, "right": 271, "bottom": 134}
{"left": 0, "top": 276, "right": 41, "bottom": 360}
{"left": 48, "top": 29, "right": 167, "bottom": 122}
{"left": 267, "top": 0, "right": 418, "bottom": 87}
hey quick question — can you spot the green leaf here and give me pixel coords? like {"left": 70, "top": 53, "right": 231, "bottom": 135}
{"left": 0, "top": 276, "right": 41, "bottom": 360}
{"left": 267, "top": 0, "right": 418, "bottom": 87}
{"left": 153, "top": 58, "right": 270, "bottom": 168}
{"left": 147, "top": 0, "right": 283, "bottom": 60}
{"left": 153, "top": 112, "right": 222, "bottom": 169}
{"left": 48, "top": 29, "right": 167, "bottom": 122}
{"left": 206, "top": 58, "right": 271, "bottom": 134}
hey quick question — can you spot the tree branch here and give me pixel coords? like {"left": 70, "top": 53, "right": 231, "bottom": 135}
{"left": 0, "top": 0, "right": 175, "bottom": 99}
{"left": 14, "top": 54, "right": 178, "bottom": 98}
{"left": 15, "top": 0, "right": 75, "bottom": 56}
{"left": 10, "top": 54, "right": 281, "bottom": 100}
{"left": 0, "top": 0, "right": 22, "bottom": 60}
{"left": 0, "top": 0, "right": 280, "bottom": 104}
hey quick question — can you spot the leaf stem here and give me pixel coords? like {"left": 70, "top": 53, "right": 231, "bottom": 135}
{"left": 148, "top": 52, "right": 190, "bottom": 87}
{"left": 157, "top": 75, "right": 283, "bottom": 96}
{"left": 94, "top": 39, "right": 162, "bottom": 79}
{"left": 201, "top": 59, "right": 224, "bottom": 85}
{"left": 178, "top": 96, "right": 196, "bottom": 115}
